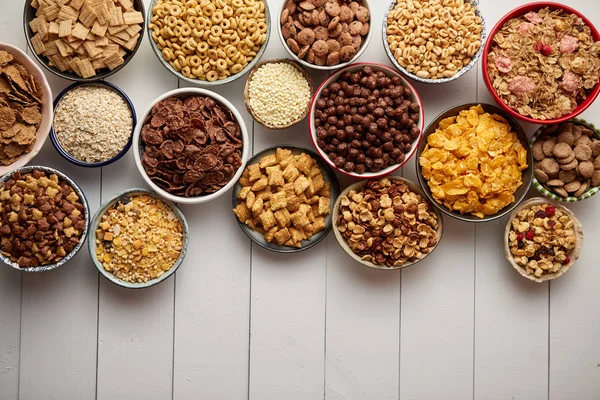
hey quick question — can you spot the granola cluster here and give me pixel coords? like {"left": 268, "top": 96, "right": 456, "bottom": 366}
{"left": 508, "top": 203, "right": 576, "bottom": 278}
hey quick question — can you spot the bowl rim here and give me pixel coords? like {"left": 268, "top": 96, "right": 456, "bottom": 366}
{"left": 132, "top": 87, "right": 250, "bottom": 205}
{"left": 415, "top": 102, "right": 534, "bottom": 223}
{"left": 0, "top": 165, "right": 90, "bottom": 272}
{"left": 243, "top": 58, "right": 314, "bottom": 130}
{"left": 231, "top": 144, "right": 341, "bottom": 253}
{"left": 0, "top": 42, "right": 53, "bottom": 176}
{"left": 50, "top": 81, "right": 137, "bottom": 168}
{"left": 22, "top": 0, "right": 146, "bottom": 82}
{"left": 331, "top": 176, "right": 444, "bottom": 270}
{"left": 308, "top": 62, "right": 425, "bottom": 179}
{"left": 481, "top": 1, "right": 600, "bottom": 125}
{"left": 276, "top": 0, "right": 374, "bottom": 71}
{"left": 146, "top": 0, "right": 271, "bottom": 86}
{"left": 530, "top": 117, "right": 600, "bottom": 202}
{"left": 503, "top": 197, "right": 583, "bottom": 283}
{"left": 382, "top": 0, "right": 487, "bottom": 84}
{"left": 88, "top": 188, "right": 189, "bottom": 289}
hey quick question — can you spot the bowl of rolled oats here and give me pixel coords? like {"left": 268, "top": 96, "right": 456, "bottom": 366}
{"left": 332, "top": 176, "right": 443, "bottom": 270}
{"left": 50, "top": 81, "right": 136, "bottom": 167}
{"left": 483, "top": 3, "right": 600, "bottom": 124}
{"left": 24, "top": 0, "right": 146, "bottom": 81}
{"left": 89, "top": 188, "right": 188, "bottom": 289}
{"left": 505, "top": 197, "right": 583, "bottom": 283}
{"left": 147, "top": 0, "right": 270, "bottom": 86}
{"left": 383, "top": 0, "right": 486, "bottom": 83}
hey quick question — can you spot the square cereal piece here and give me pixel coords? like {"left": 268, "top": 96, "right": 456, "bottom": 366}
{"left": 255, "top": 188, "right": 272, "bottom": 201}
{"left": 275, "top": 148, "right": 292, "bottom": 162}
{"left": 294, "top": 153, "right": 314, "bottom": 175}
{"left": 245, "top": 190, "right": 256, "bottom": 209}
{"left": 274, "top": 208, "right": 291, "bottom": 228}
{"left": 266, "top": 165, "right": 284, "bottom": 187}
{"left": 91, "top": 20, "right": 108, "bottom": 36}
{"left": 318, "top": 197, "right": 330, "bottom": 216}
{"left": 289, "top": 227, "right": 305, "bottom": 243}
{"left": 71, "top": 22, "right": 91, "bottom": 40}
{"left": 102, "top": 51, "right": 124, "bottom": 70}
{"left": 251, "top": 177, "right": 268, "bottom": 192}
{"left": 306, "top": 195, "right": 319, "bottom": 205}
{"left": 305, "top": 177, "right": 315, "bottom": 197}
{"left": 91, "top": 58, "right": 106, "bottom": 70}
{"left": 304, "top": 224, "right": 315, "bottom": 239}
{"left": 318, "top": 181, "right": 330, "bottom": 197}
{"left": 264, "top": 226, "right": 278, "bottom": 243}
{"left": 58, "top": 5, "right": 79, "bottom": 22}
{"left": 285, "top": 239, "right": 302, "bottom": 248}
{"left": 293, "top": 175, "right": 310, "bottom": 195}
{"left": 58, "top": 20, "right": 72, "bottom": 37}
{"left": 308, "top": 165, "right": 321, "bottom": 178}
{"left": 79, "top": 4, "right": 98, "bottom": 27}
{"left": 307, "top": 209, "right": 315, "bottom": 223}
{"left": 42, "top": 40, "right": 59, "bottom": 56}
{"left": 247, "top": 164, "right": 261, "bottom": 182}
{"left": 291, "top": 208, "right": 311, "bottom": 229}
{"left": 282, "top": 164, "right": 300, "bottom": 183}
{"left": 311, "top": 174, "right": 325, "bottom": 193}
{"left": 109, "top": 7, "right": 124, "bottom": 26}
{"left": 239, "top": 168, "right": 250, "bottom": 185}
{"left": 259, "top": 154, "right": 277, "bottom": 169}
{"left": 313, "top": 216, "right": 326, "bottom": 233}
{"left": 270, "top": 191, "right": 287, "bottom": 211}
{"left": 274, "top": 228, "right": 291, "bottom": 246}
{"left": 251, "top": 197, "right": 263, "bottom": 217}
{"left": 123, "top": 11, "right": 144, "bottom": 25}
{"left": 83, "top": 41, "right": 103, "bottom": 58}
{"left": 259, "top": 209, "right": 276, "bottom": 231}
{"left": 282, "top": 182, "right": 294, "bottom": 197}
{"left": 70, "top": 0, "right": 85, "bottom": 11}
{"left": 279, "top": 154, "right": 295, "bottom": 169}
{"left": 123, "top": 33, "right": 140, "bottom": 51}
{"left": 95, "top": 36, "right": 109, "bottom": 46}
{"left": 233, "top": 203, "right": 251, "bottom": 222}
{"left": 237, "top": 186, "right": 252, "bottom": 201}
{"left": 31, "top": 33, "right": 46, "bottom": 55}
{"left": 48, "top": 21, "right": 60, "bottom": 35}
{"left": 117, "top": 0, "right": 134, "bottom": 11}
{"left": 50, "top": 54, "right": 70, "bottom": 71}
{"left": 286, "top": 196, "right": 301, "bottom": 213}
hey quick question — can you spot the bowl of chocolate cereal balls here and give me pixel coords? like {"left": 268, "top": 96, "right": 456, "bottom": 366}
{"left": 309, "top": 62, "right": 424, "bottom": 178}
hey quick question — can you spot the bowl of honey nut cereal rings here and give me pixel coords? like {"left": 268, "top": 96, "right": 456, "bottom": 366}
{"left": 147, "top": 0, "right": 270, "bottom": 85}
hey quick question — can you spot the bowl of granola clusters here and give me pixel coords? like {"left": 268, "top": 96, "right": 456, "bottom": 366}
{"left": 483, "top": 3, "right": 600, "bottom": 124}
{"left": 505, "top": 197, "right": 583, "bottom": 283}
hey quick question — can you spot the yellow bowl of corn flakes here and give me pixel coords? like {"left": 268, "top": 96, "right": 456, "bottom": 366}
{"left": 416, "top": 103, "right": 533, "bottom": 223}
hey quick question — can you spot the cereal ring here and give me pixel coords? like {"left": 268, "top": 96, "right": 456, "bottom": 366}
{"left": 206, "top": 71, "right": 219, "bottom": 81}
{"left": 182, "top": 66, "right": 192, "bottom": 77}
{"left": 231, "top": 63, "right": 243, "bottom": 74}
{"left": 189, "top": 55, "right": 201, "bottom": 67}
{"left": 212, "top": 11, "right": 224, "bottom": 24}
{"left": 211, "top": 25, "right": 223, "bottom": 37}
{"left": 216, "top": 59, "right": 227, "bottom": 71}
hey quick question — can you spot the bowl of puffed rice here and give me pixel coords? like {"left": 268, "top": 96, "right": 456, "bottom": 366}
{"left": 383, "top": 0, "right": 486, "bottom": 83}
{"left": 146, "top": 0, "right": 271, "bottom": 86}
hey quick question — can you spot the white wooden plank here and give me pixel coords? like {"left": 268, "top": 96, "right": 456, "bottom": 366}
{"left": 400, "top": 67, "right": 477, "bottom": 400}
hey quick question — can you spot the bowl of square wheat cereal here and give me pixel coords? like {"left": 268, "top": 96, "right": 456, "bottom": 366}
{"left": 89, "top": 188, "right": 188, "bottom": 289}
{"left": 50, "top": 81, "right": 136, "bottom": 167}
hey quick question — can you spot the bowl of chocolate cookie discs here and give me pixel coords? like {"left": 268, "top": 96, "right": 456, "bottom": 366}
{"left": 531, "top": 118, "right": 600, "bottom": 202}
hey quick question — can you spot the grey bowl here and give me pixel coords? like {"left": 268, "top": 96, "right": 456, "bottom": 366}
{"left": 88, "top": 189, "right": 189, "bottom": 289}
{"left": 382, "top": 0, "right": 487, "bottom": 84}
{"left": 146, "top": 0, "right": 270, "bottom": 86}
{"left": 231, "top": 145, "right": 340, "bottom": 253}
{"left": 23, "top": 0, "right": 146, "bottom": 81}
{"left": 415, "top": 103, "right": 533, "bottom": 223}
{"left": 0, "top": 166, "right": 90, "bottom": 272}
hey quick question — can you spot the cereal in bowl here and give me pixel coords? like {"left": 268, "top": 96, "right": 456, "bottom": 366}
{"left": 487, "top": 7, "right": 600, "bottom": 120}
{"left": 508, "top": 203, "right": 576, "bottom": 278}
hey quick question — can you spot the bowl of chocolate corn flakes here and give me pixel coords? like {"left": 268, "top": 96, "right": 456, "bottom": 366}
{"left": 0, "top": 43, "right": 52, "bottom": 174}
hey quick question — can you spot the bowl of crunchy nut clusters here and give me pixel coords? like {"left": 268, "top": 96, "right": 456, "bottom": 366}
{"left": 278, "top": 0, "right": 373, "bottom": 70}
{"left": 310, "top": 63, "right": 424, "bottom": 178}
{"left": 89, "top": 189, "right": 188, "bottom": 288}
{"left": 383, "top": 0, "right": 486, "bottom": 83}
{"left": 531, "top": 119, "right": 600, "bottom": 202}
{"left": 483, "top": 3, "right": 600, "bottom": 124}
{"left": 0, "top": 166, "right": 90, "bottom": 272}
{"left": 505, "top": 197, "right": 583, "bottom": 283}
{"left": 133, "top": 87, "right": 249, "bottom": 205}
{"left": 332, "top": 177, "right": 443, "bottom": 270}
{"left": 147, "top": 0, "right": 270, "bottom": 85}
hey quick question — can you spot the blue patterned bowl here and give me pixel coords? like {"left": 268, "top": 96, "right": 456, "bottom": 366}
{"left": 0, "top": 166, "right": 90, "bottom": 272}
{"left": 531, "top": 118, "right": 600, "bottom": 202}
{"left": 382, "top": 0, "right": 487, "bottom": 84}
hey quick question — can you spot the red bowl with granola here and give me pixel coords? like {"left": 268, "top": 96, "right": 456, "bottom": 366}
{"left": 483, "top": 2, "right": 600, "bottom": 124}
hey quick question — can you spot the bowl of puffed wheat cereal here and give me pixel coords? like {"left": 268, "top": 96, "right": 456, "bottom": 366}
{"left": 505, "top": 197, "right": 583, "bottom": 283}
{"left": 147, "top": 0, "right": 270, "bottom": 85}
{"left": 383, "top": 0, "right": 486, "bottom": 83}
{"left": 89, "top": 189, "right": 189, "bottom": 288}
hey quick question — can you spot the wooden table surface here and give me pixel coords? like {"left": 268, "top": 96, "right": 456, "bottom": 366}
{"left": 1, "top": 0, "right": 599, "bottom": 399}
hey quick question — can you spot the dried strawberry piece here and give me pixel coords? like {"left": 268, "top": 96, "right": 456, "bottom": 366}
{"left": 160, "top": 140, "right": 175, "bottom": 159}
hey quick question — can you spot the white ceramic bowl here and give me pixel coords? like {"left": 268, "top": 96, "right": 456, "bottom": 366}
{"left": 309, "top": 62, "right": 424, "bottom": 179}
{"left": 0, "top": 43, "right": 53, "bottom": 175}
{"left": 277, "top": 0, "right": 373, "bottom": 71}
{"left": 132, "top": 88, "right": 249, "bottom": 205}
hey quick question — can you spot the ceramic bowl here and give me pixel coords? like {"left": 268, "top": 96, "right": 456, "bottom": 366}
{"left": 132, "top": 87, "right": 249, "bottom": 205}
{"left": 277, "top": 0, "right": 373, "bottom": 71}
{"left": 146, "top": 0, "right": 270, "bottom": 87}
{"left": 309, "top": 62, "right": 424, "bottom": 179}
{"left": 0, "top": 43, "right": 53, "bottom": 176}
{"left": 531, "top": 118, "right": 600, "bottom": 202}
{"left": 382, "top": 0, "right": 487, "bottom": 84}
{"left": 231, "top": 145, "right": 340, "bottom": 253}
{"left": 504, "top": 197, "right": 583, "bottom": 283}
{"left": 332, "top": 176, "right": 444, "bottom": 270}
{"left": 50, "top": 81, "right": 136, "bottom": 168}
{"left": 0, "top": 165, "right": 90, "bottom": 272}
{"left": 416, "top": 103, "right": 533, "bottom": 223}
{"left": 88, "top": 188, "right": 189, "bottom": 289}
{"left": 243, "top": 58, "right": 314, "bottom": 130}
{"left": 482, "top": 2, "right": 600, "bottom": 124}
{"left": 23, "top": 0, "right": 145, "bottom": 81}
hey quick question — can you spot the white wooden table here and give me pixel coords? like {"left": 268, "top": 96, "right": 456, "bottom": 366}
{"left": 1, "top": 1, "right": 599, "bottom": 399}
